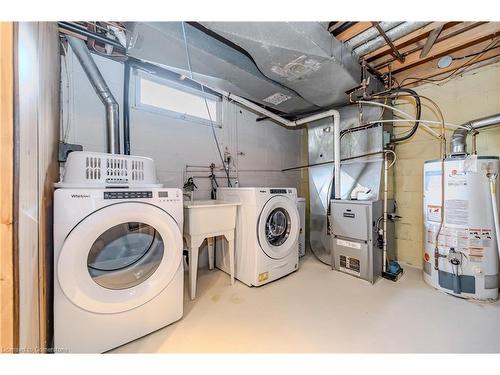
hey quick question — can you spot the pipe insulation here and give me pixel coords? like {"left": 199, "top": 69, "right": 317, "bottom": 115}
{"left": 346, "top": 22, "right": 403, "bottom": 50}
{"left": 450, "top": 113, "right": 500, "bottom": 155}
{"left": 67, "top": 36, "right": 121, "bottom": 154}
{"left": 353, "top": 22, "right": 430, "bottom": 57}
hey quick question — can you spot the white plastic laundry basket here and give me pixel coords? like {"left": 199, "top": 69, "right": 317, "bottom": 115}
{"left": 55, "top": 151, "right": 162, "bottom": 188}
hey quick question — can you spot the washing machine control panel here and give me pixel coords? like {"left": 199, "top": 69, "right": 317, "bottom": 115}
{"left": 270, "top": 188, "right": 290, "bottom": 194}
{"left": 104, "top": 191, "right": 153, "bottom": 200}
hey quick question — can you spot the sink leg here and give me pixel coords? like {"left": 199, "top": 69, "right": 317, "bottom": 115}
{"left": 189, "top": 243, "right": 200, "bottom": 300}
{"left": 228, "top": 238, "right": 235, "bottom": 286}
{"left": 207, "top": 237, "right": 215, "bottom": 271}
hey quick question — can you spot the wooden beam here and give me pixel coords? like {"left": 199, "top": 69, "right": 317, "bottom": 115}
{"left": 371, "top": 21, "right": 405, "bottom": 62}
{"left": 362, "top": 22, "right": 451, "bottom": 61}
{"left": 394, "top": 39, "right": 500, "bottom": 86}
{"left": 420, "top": 25, "right": 444, "bottom": 58}
{"left": 370, "top": 22, "right": 484, "bottom": 68}
{"left": 336, "top": 22, "right": 372, "bottom": 42}
{"left": 0, "top": 21, "right": 16, "bottom": 353}
{"left": 380, "top": 22, "right": 500, "bottom": 74}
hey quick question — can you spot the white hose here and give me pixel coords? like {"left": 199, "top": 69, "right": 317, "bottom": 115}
{"left": 488, "top": 173, "right": 500, "bottom": 259}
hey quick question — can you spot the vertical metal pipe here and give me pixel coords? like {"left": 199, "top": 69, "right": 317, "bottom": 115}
{"left": 67, "top": 36, "right": 120, "bottom": 154}
{"left": 333, "top": 113, "right": 341, "bottom": 199}
{"left": 383, "top": 152, "right": 388, "bottom": 272}
{"left": 123, "top": 61, "right": 131, "bottom": 155}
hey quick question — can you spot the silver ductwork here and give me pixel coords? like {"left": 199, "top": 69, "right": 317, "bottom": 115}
{"left": 450, "top": 113, "right": 500, "bottom": 155}
{"left": 125, "top": 22, "right": 382, "bottom": 113}
{"left": 67, "top": 36, "right": 120, "bottom": 154}
{"left": 353, "top": 22, "right": 431, "bottom": 57}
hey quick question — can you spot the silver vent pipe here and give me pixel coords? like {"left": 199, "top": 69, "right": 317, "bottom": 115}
{"left": 450, "top": 113, "right": 500, "bottom": 155}
{"left": 67, "top": 36, "right": 121, "bottom": 154}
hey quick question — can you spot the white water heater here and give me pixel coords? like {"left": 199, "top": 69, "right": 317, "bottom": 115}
{"left": 423, "top": 156, "right": 499, "bottom": 300}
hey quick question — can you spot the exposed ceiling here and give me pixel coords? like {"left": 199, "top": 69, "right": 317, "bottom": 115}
{"left": 59, "top": 21, "right": 500, "bottom": 117}
{"left": 59, "top": 21, "right": 382, "bottom": 116}
{"left": 328, "top": 21, "right": 500, "bottom": 86}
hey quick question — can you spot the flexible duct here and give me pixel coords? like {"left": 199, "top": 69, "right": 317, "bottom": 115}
{"left": 346, "top": 22, "right": 403, "bottom": 50}
{"left": 67, "top": 36, "right": 121, "bottom": 154}
{"left": 353, "top": 22, "right": 430, "bottom": 57}
{"left": 450, "top": 113, "right": 500, "bottom": 155}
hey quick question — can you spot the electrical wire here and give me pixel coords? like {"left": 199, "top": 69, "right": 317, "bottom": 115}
{"left": 452, "top": 45, "right": 500, "bottom": 60}
{"left": 365, "top": 93, "right": 447, "bottom": 155}
{"left": 384, "top": 149, "right": 397, "bottom": 169}
{"left": 386, "top": 88, "right": 421, "bottom": 143}
{"left": 181, "top": 22, "right": 232, "bottom": 187}
{"left": 399, "top": 37, "right": 500, "bottom": 87}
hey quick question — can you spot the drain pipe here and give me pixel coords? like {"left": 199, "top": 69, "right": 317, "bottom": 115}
{"left": 67, "top": 36, "right": 121, "bottom": 154}
{"left": 450, "top": 113, "right": 500, "bottom": 155}
{"left": 220, "top": 91, "right": 341, "bottom": 198}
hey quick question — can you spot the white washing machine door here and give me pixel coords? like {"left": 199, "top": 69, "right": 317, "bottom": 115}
{"left": 57, "top": 202, "right": 182, "bottom": 314}
{"left": 258, "top": 195, "right": 300, "bottom": 259}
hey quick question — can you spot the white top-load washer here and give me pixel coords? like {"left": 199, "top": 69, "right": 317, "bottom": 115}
{"left": 54, "top": 152, "right": 184, "bottom": 353}
{"left": 216, "top": 187, "right": 300, "bottom": 286}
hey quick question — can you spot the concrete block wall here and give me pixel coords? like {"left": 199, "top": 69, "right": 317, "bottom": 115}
{"left": 393, "top": 62, "right": 500, "bottom": 267}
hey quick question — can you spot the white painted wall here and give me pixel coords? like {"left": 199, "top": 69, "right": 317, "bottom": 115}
{"left": 61, "top": 48, "right": 304, "bottom": 198}
{"left": 61, "top": 46, "right": 305, "bottom": 268}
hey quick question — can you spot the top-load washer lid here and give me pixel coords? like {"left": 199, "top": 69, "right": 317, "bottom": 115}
{"left": 258, "top": 195, "right": 300, "bottom": 259}
{"left": 57, "top": 202, "right": 182, "bottom": 314}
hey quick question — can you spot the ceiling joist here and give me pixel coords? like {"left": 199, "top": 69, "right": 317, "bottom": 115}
{"left": 394, "top": 38, "right": 500, "bottom": 86}
{"left": 380, "top": 22, "right": 500, "bottom": 74}
{"left": 369, "top": 22, "right": 486, "bottom": 68}
{"left": 336, "top": 22, "right": 372, "bottom": 42}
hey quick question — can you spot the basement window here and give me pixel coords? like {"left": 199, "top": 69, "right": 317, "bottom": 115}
{"left": 135, "top": 72, "right": 222, "bottom": 127}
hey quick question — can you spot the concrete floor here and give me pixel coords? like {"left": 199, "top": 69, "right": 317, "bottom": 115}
{"left": 112, "top": 254, "right": 500, "bottom": 353}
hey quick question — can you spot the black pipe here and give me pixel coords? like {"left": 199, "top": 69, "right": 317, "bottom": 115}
{"left": 387, "top": 88, "right": 422, "bottom": 143}
{"left": 331, "top": 22, "right": 357, "bottom": 37}
{"left": 59, "top": 22, "right": 124, "bottom": 50}
{"left": 282, "top": 151, "right": 384, "bottom": 172}
{"left": 123, "top": 61, "right": 131, "bottom": 155}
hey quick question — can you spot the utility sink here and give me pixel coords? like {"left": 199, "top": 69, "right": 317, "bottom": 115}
{"left": 183, "top": 200, "right": 239, "bottom": 237}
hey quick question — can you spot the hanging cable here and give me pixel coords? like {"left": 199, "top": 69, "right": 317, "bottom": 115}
{"left": 180, "top": 22, "right": 232, "bottom": 187}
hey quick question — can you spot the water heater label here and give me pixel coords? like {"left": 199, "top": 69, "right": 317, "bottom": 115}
{"left": 447, "top": 171, "right": 467, "bottom": 187}
{"left": 426, "top": 205, "right": 441, "bottom": 222}
{"left": 445, "top": 199, "right": 469, "bottom": 226}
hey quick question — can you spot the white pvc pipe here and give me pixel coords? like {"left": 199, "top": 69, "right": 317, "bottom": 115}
{"left": 220, "top": 91, "right": 341, "bottom": 198}
{"left": 226, "top": 93, "right": 292, "bottom": 127}
{"left": 488, "top": 173, "right": 500, "bottom": 259}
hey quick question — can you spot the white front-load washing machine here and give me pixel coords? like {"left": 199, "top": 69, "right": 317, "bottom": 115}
{"left": 216, "top": 187, "right": 300, "bottom": 286}
{"left": 54, "top": 187, "right": 184, "bottom": 353}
